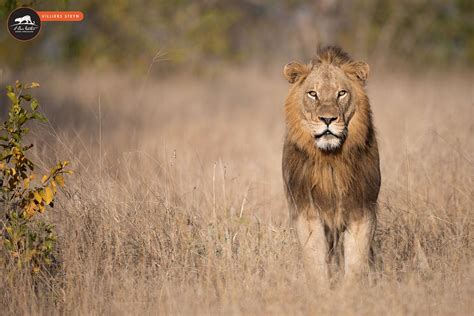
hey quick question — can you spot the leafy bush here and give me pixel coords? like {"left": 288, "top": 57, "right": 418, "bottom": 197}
{"left": 0, "top": 81, "right": 71, "bottom": 274}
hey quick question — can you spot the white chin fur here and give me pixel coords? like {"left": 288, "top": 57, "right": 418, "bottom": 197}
{"left": 316, "top": 135, "right": 341, "bottom": 151}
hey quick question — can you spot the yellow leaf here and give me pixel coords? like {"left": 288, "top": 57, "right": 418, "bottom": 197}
{"left": 0, "top": 162, "right": 5, "bottom": 170}
{"left": 38, "top": 203, "right": 45, "bottom": 213}
{"left": 41, "top": 175, "right": 48, "bottom": 184}
{"left": 33, "top": 191, "right": 42, "bottom": 203}
{"left": 23, "top": 178, "right": 30, "bottom": 189}
{"left": 43, "top": 185, "right": 53, "bottom": 205}
{"left": 7, "top": 92, "right": 17, "bottom": 103}
{"left": 24, "top": 201, "right": 36, "bottom": 218}
{"left": 55, "top": 175, "right": 65, "bottom": 187}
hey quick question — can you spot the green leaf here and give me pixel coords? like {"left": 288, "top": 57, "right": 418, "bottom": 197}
{"left": 7, "top": 92, "right": 17, "bottom": 104}
{"left": 31, "top": 99, "right": 39, "bottom": 111}
{"left": 20, "top": 94, "right": 32, "bottom": 101}
{"left": 31, "top": 112, "right": 47, "bottom": 122}
{"left": 0, "top": 149, "right": 12, "bottom": 160}
{"left": 18, "top": 113, "right": 27, "bottom": 125}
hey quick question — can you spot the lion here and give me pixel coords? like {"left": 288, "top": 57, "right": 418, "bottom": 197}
{"left": 282, "top": 46, "right": 380, "bottom": 286}
{"left": 14, "top": 15, "right": 33, "bottom": 24}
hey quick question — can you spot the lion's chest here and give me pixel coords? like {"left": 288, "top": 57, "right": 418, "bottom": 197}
{"left": 308, "top": 161, "right": 355, "bottom": 229}
{"left": 310, "top": 159, "right": 351, "bottom": 197}
{"left": 283, "top": 141, "right": 378, "bottom": 228}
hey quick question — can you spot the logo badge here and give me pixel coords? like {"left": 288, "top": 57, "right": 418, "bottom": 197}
{"left": 7, "top": 7, "right": 41, "bottom": 41}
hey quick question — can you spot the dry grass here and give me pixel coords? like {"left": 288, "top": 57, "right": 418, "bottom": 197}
{"left": 1, "top": 66, "right": 473, "bottom": 315}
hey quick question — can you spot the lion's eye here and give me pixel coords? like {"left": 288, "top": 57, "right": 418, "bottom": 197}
{"left": 338, "top": 90, "right": 347, "bottom": 97}
{"left": 307, "top": 91, "right": 318, "bottom": 100}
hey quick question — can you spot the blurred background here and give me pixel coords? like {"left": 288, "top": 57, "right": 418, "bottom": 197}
{"left": 1, "top": 0, "right": 473, "bottom": 72}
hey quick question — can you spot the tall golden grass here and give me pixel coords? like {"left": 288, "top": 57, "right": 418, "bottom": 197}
{"left": 1, "top": 66, "right": 472, "bottom": 315}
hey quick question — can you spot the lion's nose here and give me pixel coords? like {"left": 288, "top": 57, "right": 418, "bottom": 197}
{"left": 319, "top": 116, "right": 337, "bottom": 125}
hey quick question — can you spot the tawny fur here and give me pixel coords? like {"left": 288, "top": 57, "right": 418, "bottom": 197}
{"left": 282, "top": 46, "right": 380, "bottom": 282}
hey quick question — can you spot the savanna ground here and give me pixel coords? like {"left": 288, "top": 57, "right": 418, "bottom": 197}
{"left": 1, "top": 65, "right": 473, "bottom": 315}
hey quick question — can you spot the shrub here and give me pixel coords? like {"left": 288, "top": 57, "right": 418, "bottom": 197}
{"left": 0, "top": 80, "right": 71, "bottom": 274}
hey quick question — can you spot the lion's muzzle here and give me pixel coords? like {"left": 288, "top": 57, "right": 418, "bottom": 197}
{"left": 312, "top": 118, "right": 346, "bottom": 152}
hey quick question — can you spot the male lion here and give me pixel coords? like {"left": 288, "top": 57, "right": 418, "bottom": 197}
{"left": 282, "top": 46, "right": 380, "bottom": 286}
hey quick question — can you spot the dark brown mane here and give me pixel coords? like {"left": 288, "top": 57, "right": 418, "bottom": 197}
{"left": 312, "top": 45, "right": 353, "bottom": 66}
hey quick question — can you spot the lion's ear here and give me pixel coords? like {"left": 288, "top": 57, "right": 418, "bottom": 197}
{"left": 283, "top": 62, "right": 310, "bottom": 84}
{"left": 350, "top": 61, "right": 370, "bottom": 85}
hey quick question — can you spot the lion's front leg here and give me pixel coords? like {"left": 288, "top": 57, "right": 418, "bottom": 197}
{"left": 295, "top": 214, "right": 329, "bottom": 287}
{"left": 343, "top": 214, "right": 375, "bottom": 285}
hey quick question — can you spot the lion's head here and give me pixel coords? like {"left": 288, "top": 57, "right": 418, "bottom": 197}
{"left": 283, "top": 46, "right": 371, "bottom": 154}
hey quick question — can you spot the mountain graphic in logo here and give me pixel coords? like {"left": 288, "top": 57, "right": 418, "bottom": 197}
{"left": 8, "top": 7, "right": 41, "bottom": 41}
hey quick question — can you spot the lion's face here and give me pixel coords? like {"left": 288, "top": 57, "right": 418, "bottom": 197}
{"left": 284, "top": 59, "right": 369, "bottom": 153}
{"left": 301, "top": 64, "right": 354, "bottom": 152}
